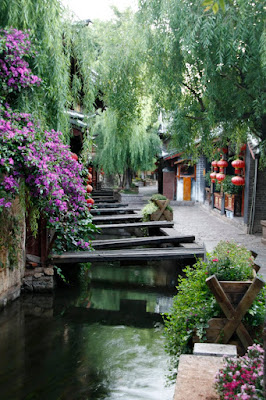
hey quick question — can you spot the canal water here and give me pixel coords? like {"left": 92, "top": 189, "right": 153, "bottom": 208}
{"left": 0, "top": 261, "right": 178, "bottom": 400}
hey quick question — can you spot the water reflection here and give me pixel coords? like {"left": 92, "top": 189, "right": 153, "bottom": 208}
{"left": 0, "top": 261, "right": 176, "bottom": 400}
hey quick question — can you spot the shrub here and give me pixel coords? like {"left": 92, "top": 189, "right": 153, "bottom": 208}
{"left": 222, "top": 175, "right": 242, "bottom": 195}
{"left": 207, "top": 241, "right": 254, "bottom": 281}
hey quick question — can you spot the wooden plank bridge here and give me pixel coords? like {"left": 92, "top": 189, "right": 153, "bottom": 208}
{"left": 49, "top": 189, "right": 205, "bottom": 265}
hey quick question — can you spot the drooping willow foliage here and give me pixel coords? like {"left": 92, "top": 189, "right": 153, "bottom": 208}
{"left": 139, "top": 0, "right": 266, "bottom": 164}
{"left": 92, "top": 106, "right": 161, "bottom": 175}
{"left": 86, "top": 9, "right": 161, "bottom": 177}
{"left": 0, "top": 0, "right": 96, "bottom": 142}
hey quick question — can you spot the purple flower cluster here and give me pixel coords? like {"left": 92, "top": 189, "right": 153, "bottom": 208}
{"left": 0, "top": 105, "right": 94, "bottom": 251}
{"left": 215, "top": 344, "right": 264, "bottom": 399}
{"left": 0, "top": 28, "right": 41, "bottom": 93}
{"left": 0, "top": 29, "right": 95, "bottom": 252}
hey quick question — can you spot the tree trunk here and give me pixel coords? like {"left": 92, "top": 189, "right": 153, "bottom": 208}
{"left": 125, "top": 167, "right": 132, "bottom": 190}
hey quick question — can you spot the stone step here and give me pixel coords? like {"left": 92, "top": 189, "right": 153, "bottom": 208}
{"left": 173, "top": 355, "right": 223, "bottom": 400}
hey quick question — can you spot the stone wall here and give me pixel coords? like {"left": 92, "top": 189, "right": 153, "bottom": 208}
{"left": 0, "top": 198, "right": 26, "bottom": 309}
{"left": 195, "top": 156, "right": 207, "bottom": 203}
{"left": 245, "top": 150, "right": 266, "bottom": 233}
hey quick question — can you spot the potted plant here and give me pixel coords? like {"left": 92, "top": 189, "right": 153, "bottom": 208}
{"left": 221, "top": 175, "right": 242, "bottom": 216}
{"left": 164, "top": 241, "right": 266, "bottom": 369}
{"left": 141, "top": 194, "right": 173, "bottom": 221}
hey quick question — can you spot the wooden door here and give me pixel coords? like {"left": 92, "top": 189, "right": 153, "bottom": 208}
{"left": 183, "top": 177, "right": 191, "bottom": 201}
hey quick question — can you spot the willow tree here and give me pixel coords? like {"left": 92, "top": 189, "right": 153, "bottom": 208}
{"left": 0, "top": 0, "right": 96, "bottom": 141}
{"left": 88, "top": 9, "right": 161, "bottom": 186}
{"left": 139, "top": 0, "right": 266, "bottom": 163}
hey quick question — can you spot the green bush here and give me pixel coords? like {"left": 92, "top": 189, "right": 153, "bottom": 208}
{"left": 151, "top": 194, "right": 168, "bottom": 201}
{"left": 141, "top": 201, "right": 158, "bottom": 221}
{"left": 221, "top": 175, "right": 242, "bottom": 195}
{"left": 207, "top": 241, "right": 254, "bottom": 281}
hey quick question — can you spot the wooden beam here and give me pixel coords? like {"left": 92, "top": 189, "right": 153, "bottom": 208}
{"left": 94, "top": 203, "right": 128, "bottom": 208}
{"left": 95, "top": 221, "right": 174, "bottom": 230}
{"left": 92, "top": 214, "right": 143, "bottom": 223}
{"left": 90, "top": 207, "right": 141, "bottom": 215}
{"left": 91, "top": 235, "right": 196, "bottom": 249}
{"left": 51, "top": 246, "right": 205, "bottom": 264}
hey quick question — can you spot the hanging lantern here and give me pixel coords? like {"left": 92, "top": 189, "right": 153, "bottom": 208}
{"left": 86, "top": 198, "right": 94, "bottom": 205}
{"left": 216, "top": 173, "right": 226, "bottom": 183}
{"left": 218, "top": 147, "right": 228, "bottom": 154}
{"left": 87, "top": 172, "right": 92, "bottom": 184}
{"left": 88, "top": 167, "right": 93, "bottom": 173}
{"left": 232, "top": 159, "right": 245, "bottom": 174}
{"left": 210, "top": 172, "right": 217, "bottom": 183}
{"left": 240, "top": 144, "right": 247, "bottom": 152}
{"left": 86, "top": 184, "right": 93, "bottom": 193}
{"left": 211, "top": 161, "right": 218, "bottom": 172}
{"left": 217, "top": 159, "right": 228, "bottom": 173}
{"left": 71, "top": 153, "right": 78, "bottom": 161}
{"left": 231, "top": 176, "right": 245, "bottom": 186}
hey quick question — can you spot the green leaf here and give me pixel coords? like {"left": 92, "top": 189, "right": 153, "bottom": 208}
{"left": 212, "top": 2, "right": 219, "bottom": 14}
{"left": 219, "top": 0, "right": 225, "bottom": 11}
{"left": 202, "top": 0, "right": 214, "bottom": 5}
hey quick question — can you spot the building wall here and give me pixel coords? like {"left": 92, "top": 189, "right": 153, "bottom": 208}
{"left": 176, "top": 156, "right": 206, "bottom": 202}
{"left": 244, "top": 148, "right": 266, "bottom": 233}
{"left": 195, "top": 156, "right": 206, "bottom": 203}
{"left": 163, "top": 170, "right": 176, "bottom": 200}
{"left": 0, "top": 198, "right": 26, "bottom": 308}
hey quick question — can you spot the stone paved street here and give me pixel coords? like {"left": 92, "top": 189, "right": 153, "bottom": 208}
{"left": 139, "top": 184, "right": 266, "bottom": 280}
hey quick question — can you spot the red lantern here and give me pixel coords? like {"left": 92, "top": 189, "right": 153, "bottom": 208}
{"left": 216, "top": 173, "right": 226, "bottom": 183}
{"left": 211, "top": 161, "right": 218, "bottom": 172}
{"left": 231, "top": 176, "right": 245, "bottom": 186}
{"left": 86, "top": 184, "right": 93, "bottom": 193}
{"left": 232, "top": 159, "right": 245, "bottom": 174}
{"left": 71, "top": 153, "right": 78, "bottom": 161}
{"left": 88, "top": 167, "right": 93, "bottom": 173}
{"left": 87, "top": 172, "right": 92, "bottom": 184}
{"left": 218, "top": 147, "right": 228, "bottom": 154}
{"left": 240, "top": 144, "right": 247, "bottom": 152}
{"left": 86, "top": 198, "right": 94, "bottom": 205}
{"left": 210, "top": 172, "right": 217, "bottom": 183}
{"left": 217, "top": 159, "right": 228, "bottom": 171}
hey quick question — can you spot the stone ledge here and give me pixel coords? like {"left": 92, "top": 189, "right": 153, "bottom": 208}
{"left": 0, "top": 285, "right": 21, "bottom": 310}
{"left": 173, "top": 355, "right": 224, "bottom": 400}
{"left": 193, "top": 343, "right": 237, "bottom": 357}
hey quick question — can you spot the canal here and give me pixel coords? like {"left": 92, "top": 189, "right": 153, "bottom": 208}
{"left": 0, "top": 260, "right": 178, "bottom": 400}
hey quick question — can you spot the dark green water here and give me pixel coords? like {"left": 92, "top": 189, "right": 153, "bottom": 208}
{"left": 0, "top": 262, "right": 176, "bottom": 400}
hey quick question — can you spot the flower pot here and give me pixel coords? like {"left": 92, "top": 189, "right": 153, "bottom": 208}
{"left": 203, "top": 273, "right": 264, "bottom": 354}
{"left": 150, "top": 199, "right": 173, "bottom": 221}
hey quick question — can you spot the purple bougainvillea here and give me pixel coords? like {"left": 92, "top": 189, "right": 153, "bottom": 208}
{"left": 0, "top": 29, "right": 95, "bottom": 252}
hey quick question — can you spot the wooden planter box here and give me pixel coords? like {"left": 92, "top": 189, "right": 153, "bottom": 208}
{"left": 214, "top": 193, "right": 222, "bottom": 210}
{"left": 214, "top": 193, "right": 241, "bottom": 216}
{"left": 201, "top": 272, "right": 265, "bottom": 354}
{"left": 150, "top": 199, "right": 173, "bottom": 221}
{"left": 150, "top": 209, "right": 173, "bottom": 221}
{"left": 225, "top": 194, "right": 241, "bottom": 216}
